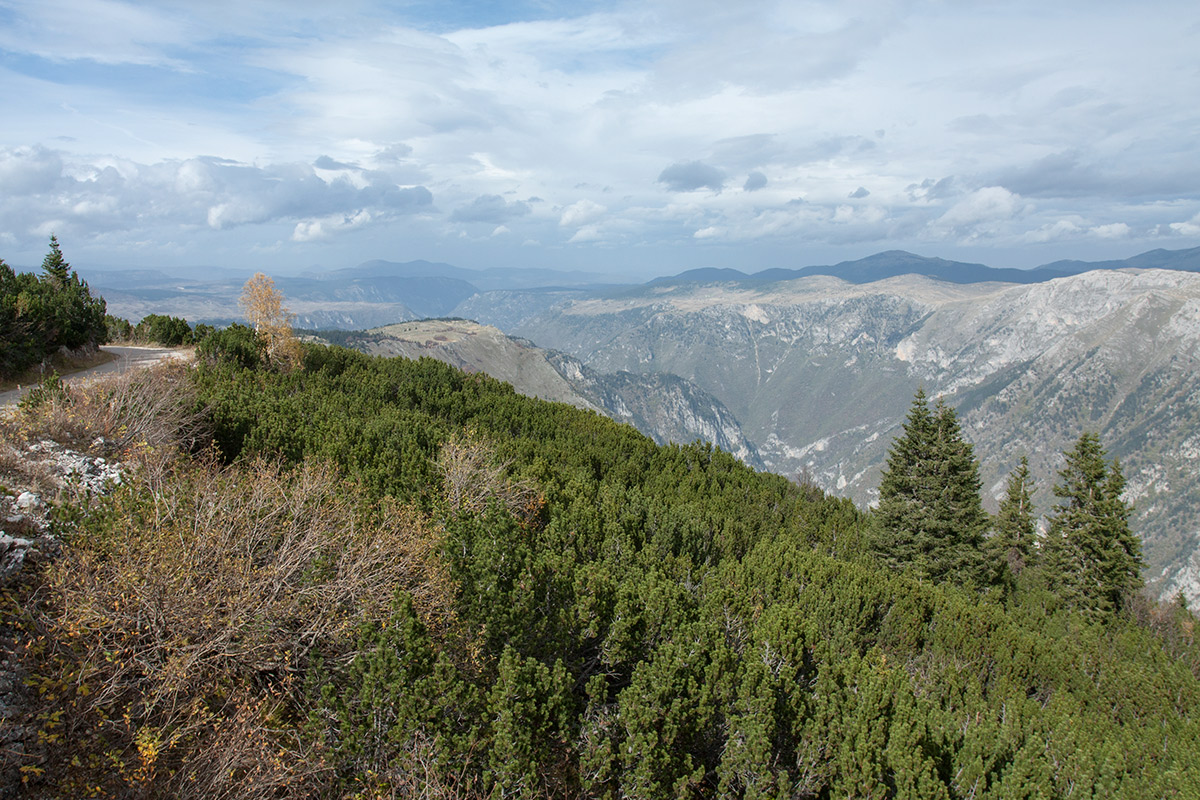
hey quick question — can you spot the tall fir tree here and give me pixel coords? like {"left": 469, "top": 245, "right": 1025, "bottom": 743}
{"left": 1043, "top": 433, "right": 1143, "bottom": 619}
{"left": 995, "top": 456, "right": 1037, "bottom": 576}
{"left": 874, "top": 390, "right": 990, "bottom": 587}
{"left": 41, "top": 234, "right": 71, "bottom": 287}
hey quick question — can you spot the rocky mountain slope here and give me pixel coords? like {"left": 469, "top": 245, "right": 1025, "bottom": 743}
{"left": 335, "top": 320, "right": 761, "bottom": 465}
{"left": 502, "top": 269, "right": 1200, "bottom": 604}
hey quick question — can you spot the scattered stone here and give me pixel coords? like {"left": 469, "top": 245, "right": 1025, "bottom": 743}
{"left": 0, "top": 534, "right": 33, "bottom": 585}
{"left": 14, "top": 493, "right": 40, "bottom": 511}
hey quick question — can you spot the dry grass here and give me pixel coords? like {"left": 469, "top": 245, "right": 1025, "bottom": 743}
{"left": 20, "top": 456, "right": 456, "bottom": 798}
{"left": 4, "top": 361, "right": 491, "bottom": 797}
{"left": 7, "top": 360, "right": 207, "bottom": 458}
{"left": 0, "top": 362, "right": 209, "bottom": 510}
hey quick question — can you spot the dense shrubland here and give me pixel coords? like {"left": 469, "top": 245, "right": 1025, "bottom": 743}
{"left": 2, "top": 332, "right": 1198, "bottom": 798}
{"left": 104, "top": 313, "right": 212, "bottom": 348}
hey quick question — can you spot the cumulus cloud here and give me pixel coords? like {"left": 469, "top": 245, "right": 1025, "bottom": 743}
{"left": 0, "top": 146, "right": 432, "bottom": 246}
{"left": 931, "top": 187, "right": 1026, "bottom": 237}
{"left": 314, "top": 155, "right": 359, "bottom": 170}
{"left": 559, "top": 199, "right": 607, "bottom": 227}
{"left": 567, "top": 225, "right": 603, "bottom": 244}
{"left": 451, "top": 194, "right": 531, "bottom": 223}
{"left": 1092, "top": 222, "right": 1131, "bottom": 239}
{"left": 1021, "top": 219, "right": 1085, "bottom": 244}
{"left": 907, "top": 177, "right": 960, "bottom": 203}
{"left": 372, "top": 143, "right": 414, "bottom": 163}
{"left": 743, "top": 171, "right": 768, "bottom": 192}
{"left": 657, "top": 161, "right": 726, "bottom": 193}
{"left": 292, "top": 209, "right": 372, "bottom": 242}
{"left": 1169, "top": 213, "right": 1200, "bottom": 237}
{"left": 3, "top": 1, "right": 1200, "bottom": 267}
{"left": 0, "top": 146, "right": 65, "bottom": 195}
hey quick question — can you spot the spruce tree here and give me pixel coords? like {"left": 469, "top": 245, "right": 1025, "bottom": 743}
{"left": 41, "top": 234, "right": 71, "bottom": 287}
{"left": 995, "top": 456, "right": 1037, "bottom": 575}
{"left": 1043, "top": 433, "right": 1143, "bottom": 619}
{"left": 875, "top": 391, "right": 990, "bottom": 586}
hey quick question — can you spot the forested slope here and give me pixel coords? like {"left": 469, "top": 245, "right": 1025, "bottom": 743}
{"left": 5, "top": 342, "right": 1199, "bottom": 798}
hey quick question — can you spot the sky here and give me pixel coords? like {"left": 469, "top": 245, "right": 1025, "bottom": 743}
{"left": 1, "top": 0, "right": 1199, "bottom": 278}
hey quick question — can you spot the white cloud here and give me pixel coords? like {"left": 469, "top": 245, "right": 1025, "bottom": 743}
{"left": 0, "top": 146, "right": 432, "bottom": 247}
{"left": 567, "top": 225, "right": 603, "bottom": 244}
{"left": 1021, "top": 219, "right": 1084, "bottom": 243}
{"left": 2, "top": 1, "right": 1199, "bottom": 269}
{"left": 931, "top": 187, "right": 1026, "bottom": 238}
{"left": 559, "top": 199, "right": 607, "bottom": 227}
{"left": 291, "top": 209, "right": 372, "bottom": 242}
{"left": 1169, "top": 213, "right": 1200, "bottom": 237}
{"left": 1091, "top": 222, "right": 1130, "bottom": 239}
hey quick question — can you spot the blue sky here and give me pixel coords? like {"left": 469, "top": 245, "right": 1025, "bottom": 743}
{"left": 2, "top": 0, "right": 1199, "bottom": 277}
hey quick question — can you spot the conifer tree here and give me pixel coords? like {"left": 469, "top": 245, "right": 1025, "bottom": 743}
{"left": 20, "top": 236, "right": 107, "bottom": 356}
{"left": 41, "top": 234, "right": 70, "bottom": 287}
{"left": 995, "top": 456, "right": 1037, "bottom": 575}
{"left": 874, "top": 390, "right": 990, "bottom": 586}
{"left": 1043, "top": 433, "right": 1143, "bottom": 618}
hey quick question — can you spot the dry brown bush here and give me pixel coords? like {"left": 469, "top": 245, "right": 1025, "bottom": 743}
{"left": 437, "top": 428, "right": 544, "bottom": 528}
{"left": 19, "top": 456, "right": 456, "bottom": 798}
{"left": 4, "top": 360, "right": 207, "bottom": 466}
{"left": 0, "top": 361, "right": 207, "bottom": 512}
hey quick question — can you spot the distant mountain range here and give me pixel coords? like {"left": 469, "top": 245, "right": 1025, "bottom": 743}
{"left": 651, "top": 246, "right": 1200, "bottom": 287}
{"left": 85, "top": 246, "right": 1200, "bottom": 329}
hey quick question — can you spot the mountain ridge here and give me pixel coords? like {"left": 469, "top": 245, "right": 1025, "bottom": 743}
{"left": 330, "top": 319, "right": 762, "bottom": 465}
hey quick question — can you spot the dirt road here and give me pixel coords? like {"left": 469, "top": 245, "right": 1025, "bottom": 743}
{"left": 0, "top": 346, "right": 190, "bottom": 407}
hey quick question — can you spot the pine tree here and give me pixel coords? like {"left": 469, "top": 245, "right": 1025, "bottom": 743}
{"left": 995, "top": 456, "right": 1037, "bottom": 575}
{"left": 874, "top": 391, "right": 990, "bottom": 586}
{"left": 1043, "top": 433, "right": 1143, "bottom": 619}
{"left": 41, "top": 234, "right": 70, "bottom": 287}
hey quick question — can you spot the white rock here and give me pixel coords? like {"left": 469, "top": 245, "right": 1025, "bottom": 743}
{"left": 15, "top": 492, "right": 41, "bottom": 511}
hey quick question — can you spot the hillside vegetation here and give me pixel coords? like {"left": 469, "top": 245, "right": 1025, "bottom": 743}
{"left": 0, "top": 238, "right": 107, "bottom": 380}
{"left": 2, "top": 339, "right": 1198, "bottom": 798}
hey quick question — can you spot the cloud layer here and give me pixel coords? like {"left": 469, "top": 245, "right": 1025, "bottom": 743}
{"left": 1, "top": 0, "right": 1198, "bottom": 273}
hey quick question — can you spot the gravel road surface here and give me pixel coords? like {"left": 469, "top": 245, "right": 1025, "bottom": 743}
{"left": 0, "top": 346, "right": 188, "bottom": 407}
